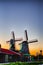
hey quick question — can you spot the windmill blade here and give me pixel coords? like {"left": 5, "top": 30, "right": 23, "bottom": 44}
{"left": 25, "top": 30, "right": 28, "bottom": 41}
{"left": 15, "top": 38, "right": 23, "bottom": 41}
{"left": 12, "top": 31, "right": 15, "bottom": 40}
{"left": 6, "top": 41, "right": 10, "bottom": 43}
{"left": 28, "top": 39, "right": 38, "bottom": 43}
{"left": 19, "top": 43, "right": 22, "bottom": 45}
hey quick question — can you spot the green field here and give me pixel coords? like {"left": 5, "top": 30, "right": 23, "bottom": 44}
{"left": 0, "top": 62, "right": 43, "bottom": 65}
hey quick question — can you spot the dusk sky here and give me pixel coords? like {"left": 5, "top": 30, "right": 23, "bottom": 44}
{"left": 0, "top": 0, "right": 43, "bottom": 55}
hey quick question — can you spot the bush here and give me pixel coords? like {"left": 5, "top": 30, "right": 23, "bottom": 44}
{"left": 2, "top": 62, "right": 43, "bottom": 65}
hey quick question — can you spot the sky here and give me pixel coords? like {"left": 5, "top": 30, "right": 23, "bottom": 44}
{"left": 0, "top": 0, "right": 43, "bottom": 55}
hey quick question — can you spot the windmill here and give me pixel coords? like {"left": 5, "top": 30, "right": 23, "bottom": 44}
{"left": 19, "top": 30, "right": 38, "bottom": 54}
{"left": 6, "top": 31, "right": 22, "bottom": 51}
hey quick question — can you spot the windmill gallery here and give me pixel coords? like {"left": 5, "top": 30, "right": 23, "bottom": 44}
{"left": 0, "top": 30, "right": 38, "bottom": 63}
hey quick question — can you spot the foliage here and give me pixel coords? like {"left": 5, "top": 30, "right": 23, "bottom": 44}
{"left": 1, "top": 62, "right": 43, "bottom": 65}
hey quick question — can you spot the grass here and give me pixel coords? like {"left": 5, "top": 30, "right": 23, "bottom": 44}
{"left": 0, "top": 61, "right": 43, "bottom": 65}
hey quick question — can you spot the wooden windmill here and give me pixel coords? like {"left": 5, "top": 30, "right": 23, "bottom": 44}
{"left": 6, "top": 31, "right": 22, "bottom": 51}
{"left": 19, "top": 30, "right": 38, "bottom": 54}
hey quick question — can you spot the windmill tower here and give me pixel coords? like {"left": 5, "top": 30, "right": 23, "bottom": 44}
{"left": 19, "top": 30, "right": 38, "bottom": 54}
{"left": 6, "top": 31, "right": 22, "bottom": 51}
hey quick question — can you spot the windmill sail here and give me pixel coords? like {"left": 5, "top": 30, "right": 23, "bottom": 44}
{"left": 28, "top": 39, "right": 38, "bottom": 43}
{"left": 12, "top": 31, "right": 15, "bottom": 40}
{"left": 25, "top": 30, "right": 28, "bottom": 41}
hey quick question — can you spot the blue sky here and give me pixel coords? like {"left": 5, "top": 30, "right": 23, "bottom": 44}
{"left": 0, "top": 0, "right": 43, "bottom": 54}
